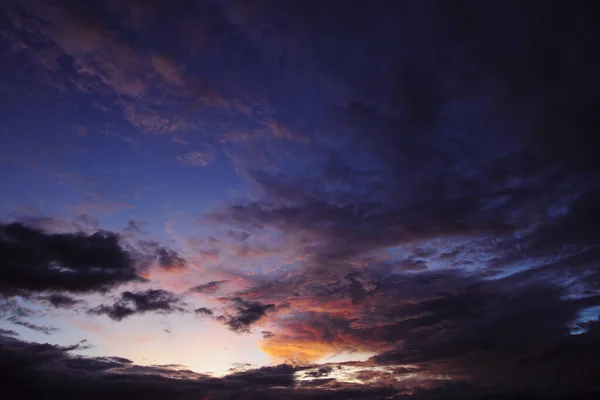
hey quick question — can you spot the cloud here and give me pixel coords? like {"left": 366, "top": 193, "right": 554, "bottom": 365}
{"left": 37, "top": 294, "right": 81, "bottom": 308}
{"left": 137, "top": 240, "right": 187, "bottom": 272}
{"left": 2, "top": 0, "right": 228, "bottom": 141}
{"left": 7, "top": 317, "right": 58, "bottom": 335}
{"left": 223, "top": 363, "right": 297, "bottom": 387}
{"left": 261, "top": 330, "right": 274, "bottom": 339}
{"left": 89, "top": 289, "right": 185, "bottom": 321}
{"left": 0, "top": 334, "right": 407, "bottom": 400}
{"left": 0, "top": 328, "right": 19, "bottom": 336}
{"left": 0, "top": 222, "right": 188, "bottom": 305}
{"left": 177, "top": 150, "right": 215, "bottom": 167}
{"left": 194, "top": 307, "right": 214, "bottom": 317}
{"left": 3, "top": 0, "right": 600, "bottom": 394}
{"left": 237, "top": 268, "right": 600, "bottom": 387}
{"left": 63, "top": 356, "right": 133, "bottom": 372}
{"left": 217, "top": 297, "right": 275, "bottom": 333}
{"left": 174, "top": 0, "right": 600, "bottom": 390}
{"left": 0, "top": 223, "right": 143, "bottom": 295}
{"left": 189, "top": 280, "right": 228, "bottom": 295}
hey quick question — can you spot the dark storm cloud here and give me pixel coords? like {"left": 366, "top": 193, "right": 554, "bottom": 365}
{"left": 89, "top": 289, "right": 185, "bottom": 321}
{"left": 0, "top": 223, "right": 142, "bottom": 294}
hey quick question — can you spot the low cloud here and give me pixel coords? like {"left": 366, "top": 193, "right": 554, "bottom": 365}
{"left": 0, "top": 333, "right": 404, "bottom": 399}
{"left": 217, "top": 297, "right": 275, "bottom": 333}
{"left": 189, "top": 280, "right": 228, "bottom": 295}
{"left": 0, "top": 223, "right": 142, "bottom": 295}
{"left": 7, "top": 317, "right": 58, "bottom": 335}
{"left": 138, "top": 240, "right": 187, "bottom": 272}
{"left": 89, "top": 289, "right": 185, "bottom": 321}
{"left": 194, "top": 307, "right": 214, "bottom": 317}
{"left": 37, "top": 294, "right": 81, "bottom": 309}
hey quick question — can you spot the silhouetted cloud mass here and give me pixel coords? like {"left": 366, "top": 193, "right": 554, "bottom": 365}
{"left": 37, "top": 294, "right": 81, "bottom": 308}
{"left": 215, "top": 297, "right": 275, "bottom": 333}
{"left": 0, "top": 223, "right": 141, "bottom": 294}
{"left": 89, "top": 289, "right": 185, "bottom": 321}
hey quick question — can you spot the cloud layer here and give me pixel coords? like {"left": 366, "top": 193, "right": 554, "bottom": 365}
{"left": 2, "top": 0, "right": 600, "bottom": 397}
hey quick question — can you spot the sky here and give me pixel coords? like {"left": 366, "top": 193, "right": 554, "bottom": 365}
{"left": 1, "top": 0, "right": 600, "bottom": 399}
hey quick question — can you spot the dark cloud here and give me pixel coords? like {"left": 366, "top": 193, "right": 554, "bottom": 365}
{"left": 37, "top": 293, "right": 81, "bottom": 308}
{"left": 0, "top": 328, "right": 18, "bottom": 336}
{"left": 205, "top": 0, "right": 600, "bottom": 280}
{"left": 0, "top": 222, "right": 187, "bottom": 323}
{"left": 305, "top": 366, "right": 332, "bottom": 378}
{"left": 223, "top": 363, "right": 297, "bottom": 387}
{"left": 138, "top": 240, "right": 187, "bottom": 271}
{"left": 250, "top": 268, "right": 600, "bottom": 388}
{"left": 261, "top": 330, "right": 275, "bottom": 339}
{"left": 3, "top": 0, "right": 600, "bottom": 395}
{"left": 7, "top": 316, "right": 58, "bottom": 335}
{"left": 194, "top": 307, "right": 214, "bottom": 317}
{"left": 0, "top": 223, "right": 142, "bottom": 295}
{"left": 188, "top": 1, "right": 600, "bottom": 390}
{"left": 0, "top": 334, "right": 202, "bottom": 400}
{"left": 218, "top": 297, "right": 275, "bottom": 333}
{"left": 155, "top": 247, "right": 186, "bottom": 271}
{"left": 89, "top": 289, "right": 185, "bottom": 321}
{"left": 63, "top": 356, "right": 133, "bottom": 372}
{"left": 0, "top": 334, "right": 405, "bottom": 400}
{"left": 189, "top": 280, "right": 228, "bottom": 295}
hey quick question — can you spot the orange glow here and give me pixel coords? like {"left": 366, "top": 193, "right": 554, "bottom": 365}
{"left": 259, "top": 320, "right": 387, "bottom": 363}
{"left": 287, "top": 297, "right": 356, "bottom": 317}
{"left": 260, "top": 337, "right": 344, "bottom": 362}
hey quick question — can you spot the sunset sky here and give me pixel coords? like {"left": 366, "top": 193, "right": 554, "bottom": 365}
{"left": 2, "top": 1, "right": 600, "bottom": 399}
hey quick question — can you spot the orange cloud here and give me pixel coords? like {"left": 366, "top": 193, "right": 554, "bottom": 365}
{"left": 259, "top": 311, "right": 391, "bottom": 363}
{"left": 287, "top": 297, "right": 356, "bottom": 317}
{"left": 260, "top": 337, "right": 343, "bottom": 363}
